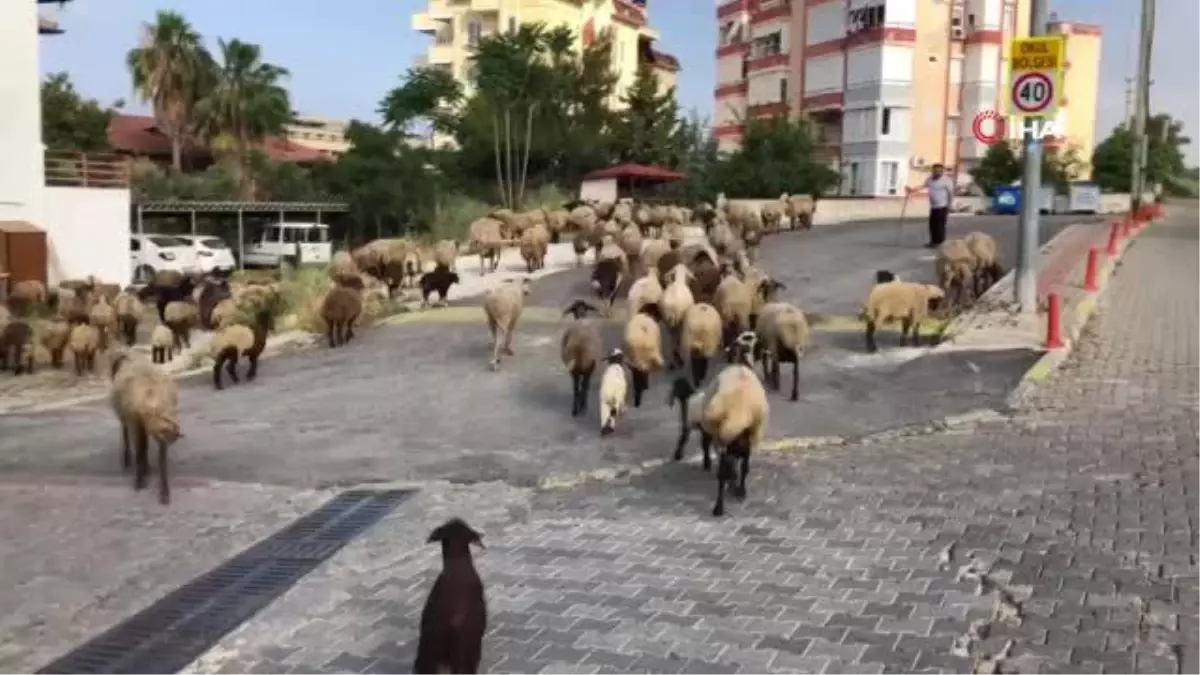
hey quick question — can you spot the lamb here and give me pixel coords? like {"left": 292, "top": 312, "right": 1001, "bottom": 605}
{"left": 688, "top": 256, "right": 725, "bottom": 306}
{"left": 433, "top": 239, "right": 458, "bottom": 271}
{"left": 713, "top": 274, "right": 754, "bottom": 353}
{"left": 678, "top": 302, "right": 723, "bottom": 386}
{"left": 328, "top": 250, "right": 361, "bottom": 286}
{"left": 619, "top": 223, "right": 644, "bottom": 271}
{"left": 321, "top": 285, "right": 362, "bottom": 348}
{"left": 482, "top": 278, "right": 530, "bottom": 371}
{"left": 782, "top": 193, "right": 816, "bottom": 230}
{"left": 667, "top": 331, "right": 769, "bottom": 517}
{"left": 109, "top": 351, "right": 182, "bottom": 505}
{"left": 67, "top": 323, "right": 102, "bottom": 376}
{"left": 598, "top": 349, "right": 629, "bottom": 436}
{"left": 754, "top": 301, "right": 810, "bottom": 401}
{"left": 7, "top": 279, "right": 46, "bottom": 313}
{"left": 590, "top": 256, "right": 625, "bottom": 316}
{"left": 209, "top": 298, "right": 239, "bottom": 330}
{"left": 419, "top": 265, "right": 460, "bottom": 308}
{"left": 760, "top": 200, "right": 786, "bottom": 233}
{"left": 861, "top": 281, "right": 946, "bottom": 353}
{"left": 141, "top": 273, "right": 198, "bottom": 324}
{"left": 41, "top": 316, "right": 71, "bottom": 369}
{"left": 88, "top": 294, "right": 118, "bottom": 349}
{"left": 963, "top": 231, "right": 1004, "bottom": 298}
{"left": 413, "top": 518, "right": 487, "bottom": 675}
{"left": 519, "top": 223, "right": 549, "bottom": 272}
{"left": 209, "top": 309, "right": 272, "bottom": 389}
{"left": 621, "top": 302, "right": 665, "bottom": 407}
{"left": 560, "top": 299, "right": 603, "bottom": 417}
{"left": 545, "top": 209, "right": 568, "bottom": 242}
{"left": 660, "top": 263, "right": 696, "bottom": 367}
{"left": 150, "top": 324, "right": 175, "bottom": 364}
{"left": 162, "top": 300, "right": 198, "bottom": 349}
{"left": 626, "top": 269, "right": 663, "bottom": 318}
{"left": 467, "top": 216, "right": 506, "bottom": 275}
{"left": 0, "top": 321, "right": 34, "bottom": 375}
{"left": 708, "top": 221, "right": 737, "bottom": 255}
{"left": 113, "top": 292, "right": 144, "bottom": 346}
{"left": 936, "top": 238, "right": 976, "bottom": 309}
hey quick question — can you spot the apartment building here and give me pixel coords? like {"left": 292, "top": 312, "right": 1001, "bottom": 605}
{"left": 412, "top": 0, "right": 680, "bottom": 105}
{"left": 714, "top": 0, "right": 1102, "bottom": 195}
{"left": 286, "top": 115, "right": 351, "bottom": 158}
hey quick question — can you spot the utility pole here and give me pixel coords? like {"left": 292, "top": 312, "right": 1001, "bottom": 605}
{"left": 1123, "top": 77, "right": 1135, "bottom": 126}
{"left": 1013, "top": 0, "right": 1049, "bottom": 313}
{"left": 1130, "top": 0, "right": 1156, "bottom": 213}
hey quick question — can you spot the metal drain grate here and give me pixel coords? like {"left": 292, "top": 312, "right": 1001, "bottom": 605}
{"left": 38, "top": 489, "right": 416, "bottom": 674}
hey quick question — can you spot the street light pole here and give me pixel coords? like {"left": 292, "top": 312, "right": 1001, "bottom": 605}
{"left": 1130, "top": 0, "right": 1156, "bottom": 213}
{"left": 1013, "top": 0, "right": 1050, "bottom": 313}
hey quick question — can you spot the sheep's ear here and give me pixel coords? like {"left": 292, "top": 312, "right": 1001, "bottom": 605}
{"left": 426, "top": 525, "right": 445, "bottom": 544}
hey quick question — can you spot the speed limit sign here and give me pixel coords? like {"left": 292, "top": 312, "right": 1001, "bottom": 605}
{"left": 1011, "top": 72, "right": 1055, "bottom": 115}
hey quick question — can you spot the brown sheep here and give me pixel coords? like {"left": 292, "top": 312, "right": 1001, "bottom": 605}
{"left": 68, "top": 323, "right": 102, "bottom": 376}
{"left": 0, "top": 321, "right": 35, "bottom": 375}
{"left": 162, "top": 301, "right": 198, "bottom": 349}
{"left": 8, "top": 280, "right": 46, "bottom": 314}
{"left": 321, "top": 286, "right": 363, "bottom": 348}
{"left": 109, "top": 351, "right": 182, "bottom": 504}
{"left": 467, "top": 217, "right": 506, "bottom": 275}
{"left": 209, "top": 309, "right": 272, "bottom": 389}
{"left": 413, "top": 518, "right": 487, "bottom": 675}
{"left": 89, "top": 294, "right": 118, "bottom": 349}
{"left": 114, "top": 292, "right": 144, "bottom": 346}
{"left": 41, "top": 317, "right": 72, "bottom": 369}
{"left": 483, "top": 278, "right": 530, "bottom": 371}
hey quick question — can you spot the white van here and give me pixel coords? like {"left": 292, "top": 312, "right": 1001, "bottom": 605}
{"left": 242, "top": 222, "right": 332, "bottom": 268}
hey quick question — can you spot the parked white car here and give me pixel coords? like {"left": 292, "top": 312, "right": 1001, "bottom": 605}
{"left": 242, "top": 222, "right": 333, "bottom": 268}
{"left": 130, "top": 234, "right": 201, "bottom": 283}
{"left": 175, "top": 235, "right": 237, "bottom": 275}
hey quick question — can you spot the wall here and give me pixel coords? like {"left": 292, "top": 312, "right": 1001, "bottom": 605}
{"left": 0, "top": 1, "right": 45, "bottom": 228}
{"left": 579, "top": 178, "right": 617, "bottom": 203}
{"left": 1057, "top": 26, "right": 1101, "bottom": 178}
{"left": 42, "top": 187, "right": 132, "bottom": 285}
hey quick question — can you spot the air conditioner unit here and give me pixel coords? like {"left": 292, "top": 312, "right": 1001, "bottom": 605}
{"left": 910, "top": 156, "right": 927, "bottom": 169}
{"left": 951, "top": 26, "right": 966, "bottom": 39}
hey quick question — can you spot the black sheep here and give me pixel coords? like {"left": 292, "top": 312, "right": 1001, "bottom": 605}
{"left": 590, "top": 258, "right": 624, "bottom": 315}
{"left": 414, "top": 518, "right": 487, "bottom": 675}
{"left": 140, "top": 275, "right": 198, "bottom": 324}
{"left": 875, "top": 269, "right": 897, "bottom": 284}
{"left": 419, "top": 265, "right": 461, "bottom": 308}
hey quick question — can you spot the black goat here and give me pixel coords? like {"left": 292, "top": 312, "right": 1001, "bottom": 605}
{"left": 414, "top": 518, "right": 487, "bottom": 675}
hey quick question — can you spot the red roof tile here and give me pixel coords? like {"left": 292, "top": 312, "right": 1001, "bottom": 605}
{"left": 583, "top": 163, "right": 685, "bottom": 182}
{"left": 106, "top": 114, "right": 329, "bottom": 164}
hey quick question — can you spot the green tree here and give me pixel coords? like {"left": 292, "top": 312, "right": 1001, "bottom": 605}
{"left": 715, "top": 115, "right": 840, "bottom": 198}
{"left": 1092, "top": 115, "right": 1191, "bottom": 192}
{"left": 378, "top": 65, "right": 463, "bottom": 141}
{"left": 610, "top": 63, "right": 679, "bottom": 165}
{"left": 969, "top": 141, "right": 1021, "bottom": 194}
{"left": 200, "top": 38, "right": 292, "bottom": 198}
{"left": 328, "top": 122, "right": 437, "bottom": 240}
{"left": 41, "top": 72, "right": 122, "bottom": 152}
{"left": 662, "top": 111, "right": 721, "bottom": 203}
{"left": 1041, "top": 144, "right": 1085, "bottom": 191}
{"left": 126, "top": 10, "right": 214, "bottom": 170}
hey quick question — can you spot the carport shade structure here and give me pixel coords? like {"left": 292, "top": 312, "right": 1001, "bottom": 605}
{"left": 582, "top": 163, "right": 686, "bottom": 200}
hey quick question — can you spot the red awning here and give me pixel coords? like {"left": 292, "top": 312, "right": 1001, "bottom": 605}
{"left": 582, "top": 163, "right": 686, "bottom": 182}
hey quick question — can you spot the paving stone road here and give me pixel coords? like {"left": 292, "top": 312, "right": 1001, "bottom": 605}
{"left": 174, "top": 210, "right": 1200, "bottom": 674}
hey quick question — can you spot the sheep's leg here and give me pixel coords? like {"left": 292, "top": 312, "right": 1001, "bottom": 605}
{"left": 734, "top": 451, "right": 750, "bottom": 501}
{"left": 212, "top": 352, "right": 227, "bottom": 390}
{"left": 489, "top": 331, "right": 504, "bottom": 371}
{"left": 501, "top": 328, "right": 515, "bottom": 356}
{"left": 672, "top": 410, "right": 691, "bottom": 462}
{"left": 51, "top": 347, "right": 62, "bottom": 369}
{"left": 133, "top": 425, "right": 149, "bottom": 491}
{"left": 570, "top": 371, "right": 583, "bottom": 416}
{"left": 690, "top": 356, "right": 708, "bottom": 387}
{"left": 790, "top": 351, "right": 800, "bottom": 402}
{"left": 247, "top": 352, "right": 259, "bottom": 381}
{"left": 770, "top": 355, "right": 782, "bottom": 391}
{"left": 911, "top": 320, "right": 922, "bottom": 347}
{"left": 580, "top": 368, "right": 594, "bottom": 416}
{"left": 73, "top": 352, "right": 82, "bottom": 376}
{"left": 326, "top": 324, "right": 337, "bottom": 349}
{"left": 120, "top": 423, "right": 131, "bottom": 470}
{"left": 700, "top": 431, "right": 713, "bottom": 471}
{"left": 713, "top": 452, "right": 732, "bottom": 517}
{"left": 901, "top": 318, "right": 914, "bottom": 347}
{"left": 865, "top": 321, "right": 879, "bottom": 353}
{"left": 157, "top": 441, "right": 170, "bottom": 505}
{"left": 631, "top": 369, "right": 647, "bottom": 408}
{"left": 226, "top": 354, "right": 240, "bottom": 384}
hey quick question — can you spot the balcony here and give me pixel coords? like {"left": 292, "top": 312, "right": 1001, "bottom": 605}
{"left": 472, "top": 0, "right": 501, "bottom": 11}
{"left": 44, "top": 152, "right": 131, "bottom": 189}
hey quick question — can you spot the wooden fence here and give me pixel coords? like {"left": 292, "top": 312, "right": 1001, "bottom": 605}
{"left": 44, "top": 151, "right": 131, "bottom": 189}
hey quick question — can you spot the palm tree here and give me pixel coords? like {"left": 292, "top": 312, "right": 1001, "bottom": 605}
{"left": 200, "top": 38, "right": 292, "bottom": 197}
{"left": 126, "top": 10, "right": 214, "bottom": 171}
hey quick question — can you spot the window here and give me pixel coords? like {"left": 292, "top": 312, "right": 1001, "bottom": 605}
{"left": 779, "top": 77, "right": 788, "bottom": 103}
{"left": 881, "top": 107, "right": 892, "bottom": 135}
{"left": 1002, "top": 5, "right": 1014, "bottom": 30}
{"left": 847, "top": 3, "right": 885, "bottom": 34}
{"left": 848, "top": 162, "right": 860, "bottom": 196}
{"left": 148, "top": 235, "right": 186, "bottom": 247}
{"left": 305, "top": 228, "right": 328, "bottom": 243}
{"left": 949, "top": 57, "right": 964, "bottom": 84}
{"left": 752, "top": 32, "right": 782, "bottom": 58}
{"left": 200, "top": 237, "right": 229, "bottom": 249}
{"left": 508, "top": 17, "right": 517, "bottom": 34}
{"left": 882, "top": 161, "right": 900, "bottom": 195}
{"left": 130, "top": 238, "right": 141, "bottom": 252}
{"left": 967, "top": 13, "right": 976, "bottom": 28}
{"left": 951, "top": 7, "right": 964, "bottom": 27}
{"left": 282, "top": 227, "right": 305, "bottom": 244}
{"left": 467, "top": 20, "right": 482, "bottom": 45}
{"left": 741, "top": 58, "right": 749, "bottom": 79}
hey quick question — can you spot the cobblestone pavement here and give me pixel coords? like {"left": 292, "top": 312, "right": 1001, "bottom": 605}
{"left": 511, "top": 215, "right": 1089, "bottom": 316}
{"left": 167, "top": 212, "right": 1196, "bottom": 674}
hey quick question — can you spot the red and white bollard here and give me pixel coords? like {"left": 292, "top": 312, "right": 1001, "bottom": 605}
{"left": 1045, "top": 293, "right": 1064, "bottom": 349}
{"left": 1106, "top": 221, "right": 1122, "bottom": 257}
{"left": 1083, "top": 247, "right": 1100, "bottom": 292}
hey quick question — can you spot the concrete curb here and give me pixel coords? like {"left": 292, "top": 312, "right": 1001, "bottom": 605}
{"left": 1005, "top": 217, "right": 1150, "bottom": 406}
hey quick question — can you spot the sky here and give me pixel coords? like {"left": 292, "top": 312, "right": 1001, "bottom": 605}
{"left": 39, "top": 0, "right": 1200, "bottom": 165}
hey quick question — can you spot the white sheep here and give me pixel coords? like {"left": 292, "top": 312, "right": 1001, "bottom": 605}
{"left": 626, "top": 269, "right": 663, "bottom": 319}
{"left": 598, "top": 349, "right": 628, "bottom": 436}
{"left": 622, "top": 303, "right": 665, "bottom": 408}
{"left": 560, "top": 299, "right": 603, "bottom": 417}
{"left": 861, "top": 281, "right": 946, "bottom": 353}
{"left": 678, "top": 302, "right": 723, "bottom": 386}
{"left": 660, "top": 263, "right": 696, "bottom": 368}
{"left": 754, "top": 301, "right": 810, "bottom": 401}
{"left": 483, "top": 277, "right": 531, "bottom": 371}
{"left": 667, "top": 331, "right": 769, "bottom": 517}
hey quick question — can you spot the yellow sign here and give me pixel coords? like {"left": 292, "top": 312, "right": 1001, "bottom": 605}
{"left": 1007, "top": 35, "right": 1065, "bottom": 118}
